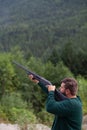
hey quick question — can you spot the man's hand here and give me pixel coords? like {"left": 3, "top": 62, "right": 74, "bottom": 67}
{"left": 29, "top": 75, "right": 39, "bottom": 84}
{"left": 47, "top": 85, "right": 56, "bottom": 92}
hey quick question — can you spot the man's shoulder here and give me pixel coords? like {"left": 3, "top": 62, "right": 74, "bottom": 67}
{"left": 68, "top": 96, "right": 82, "bottom": 108}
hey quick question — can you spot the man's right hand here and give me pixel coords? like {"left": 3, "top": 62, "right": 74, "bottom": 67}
{"left": 29, "top": 74, "right": 39, "bottom": 84}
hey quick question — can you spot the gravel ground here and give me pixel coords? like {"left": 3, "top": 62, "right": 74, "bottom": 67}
{"left": 0, "top": 123, "right": 20, "bottom": 130}
{"left": 0, "top": 123, "right": 50, "bottom": 130}
{"left": 0, "top": 116, "right": 87, "bottom": 130}
{"left": 82, "top": 115, "right": 87, "bottom": 130}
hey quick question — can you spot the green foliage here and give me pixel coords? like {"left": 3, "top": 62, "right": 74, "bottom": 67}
{"left": 37, "top": 109, "right": 53, "bottom": 126}
{"left": 47, "top": 47, "right": 61, "bottom": 66}
{"left": 1, "top": 92, "right": 27, "bottom": 109}
{"left": 27, "top": 57, "right": 45, "bottom": 75}
{"left": 0, "top": 105, "right": 7, "bottom": 121}
{"left": 0, "top": 92, "right": 37, "bottom": 124}
{"left": 7, "top": 108, "right": 37, "bottom": 124}
{"left": 10, "top": 46, "right": 25, "bottom": 62}
{"left": 44, "top": 61, "right": 73, "bottom": 86}
{"left": 61, "top": 42, "right": 87, "bottom": 77}
{"left": 55, "top": 61, "right": 73, "bottom": 85}
{"left": 0, "top": 0, "right": 87, "bottom": 62}
{"left": 77, "top": 76, "right": 87, "bottom": 114}
{"left": 0, "top": 53, "right": 16, "bottom": 97}
{"left": 76, "top": 48, "right": 87, "bottom": 77}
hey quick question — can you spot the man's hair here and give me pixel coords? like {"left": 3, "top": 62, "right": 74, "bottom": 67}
{"left": 61, "top": 78, "right": 78, "bottom": 95}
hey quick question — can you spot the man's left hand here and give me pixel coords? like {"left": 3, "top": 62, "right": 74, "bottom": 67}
{"left": 47, "top": 85, "right": 56, "bottom": 92}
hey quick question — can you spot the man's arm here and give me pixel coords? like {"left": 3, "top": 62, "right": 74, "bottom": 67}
{"left": 29, "top": 75, "right": 48, "bottom": 94}
{"left": 38, "top": 82, "right": 48, "bottom": 94}
{"left": 46, "top": 85, "right": 71, "bottom": 116}
{"left": 29, "top": 75, "right": 68, "bottom": 101}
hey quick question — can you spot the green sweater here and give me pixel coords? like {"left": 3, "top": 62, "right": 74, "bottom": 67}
{"left": 46, "top": 91, "right": 82, "bottom": 130}
{"left": 38, "top": 82, "right": 48, "bottom": 94}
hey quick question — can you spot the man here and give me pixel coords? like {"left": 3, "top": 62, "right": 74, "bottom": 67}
{"left": 29, "top": 76, "right": 82, "bottom": 130}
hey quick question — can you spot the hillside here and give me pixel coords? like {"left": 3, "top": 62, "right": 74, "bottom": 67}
{"left": 0, "top": 0, "right": 87, "bottom": 25}
{"left": 0, "top": 0, "right": 87, "bottom": 57}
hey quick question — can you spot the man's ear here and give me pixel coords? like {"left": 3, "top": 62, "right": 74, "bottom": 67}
{"left": 66, "top": 89, "right": 70, "bottom": 95}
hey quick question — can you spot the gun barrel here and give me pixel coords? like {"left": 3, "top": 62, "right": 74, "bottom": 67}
{"left": 13, "top": 61, "right": 38, "bottom": 76}
{"left": 13, "top": 61, "right": 30, "bottom": 72}
{"left": 12, "top": 60, "right": 52, "bottom": 85}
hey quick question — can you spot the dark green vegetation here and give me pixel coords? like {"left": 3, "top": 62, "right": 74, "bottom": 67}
{"left": 0, "top": 0, "right": 87, "bottom": 126}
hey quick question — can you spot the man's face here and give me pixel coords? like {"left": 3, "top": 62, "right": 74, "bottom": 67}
{"left": 59, "top": 82, "right": 66, "bottom": 95}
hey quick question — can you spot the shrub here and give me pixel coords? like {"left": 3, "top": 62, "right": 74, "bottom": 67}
{"left": 1, "top": 92, "right": 27, "bottom": 109}
{"left": 37, "top": 109, "right": 53, "bottom": 126}
{"left": 0, "top": 92, "right": 37, "bottom": 124}
{"left": 77, "top": 76, "right": 87, "bottom": 114}
{"left": 0, "top": 105, "right": 7, "bottom": 122}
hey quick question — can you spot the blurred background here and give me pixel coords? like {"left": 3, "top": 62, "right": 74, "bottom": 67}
{"left": 0, "top": 0, "right": 87, "bottom": 129}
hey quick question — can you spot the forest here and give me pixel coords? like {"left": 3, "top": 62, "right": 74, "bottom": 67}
{"left": 0, "top": 0, "right": 87, "bottom": 127}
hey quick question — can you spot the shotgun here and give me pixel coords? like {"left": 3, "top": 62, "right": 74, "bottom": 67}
{"left": 13, "top": 61, "right": 68, "bottom": 101}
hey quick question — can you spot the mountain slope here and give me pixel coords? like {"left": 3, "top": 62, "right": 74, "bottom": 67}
{"left": 0, "top": 0, "right": 87, "bottom": 57}
{"left": 0, "top": 0, "right": 87, "bottom": 25}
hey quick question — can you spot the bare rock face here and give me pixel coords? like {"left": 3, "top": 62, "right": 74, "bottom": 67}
{"left": 0, "top": 123, "right": 20, "bottom": 130}
{"left": 0, "top": 123, "right": 50, "bottom": 130}
{"left": 82, "top": 115, "right": 87, "bottom": 130}
{"left": 28, "top": 124, "right": 50, "bottom": 130}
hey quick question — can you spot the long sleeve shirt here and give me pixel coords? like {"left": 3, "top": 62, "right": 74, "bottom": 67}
{"left": 38, "top": 82, "right": 48, "bottom": 94}
{"left": 46, "top": 91, "right": 82, "bottom": 130}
